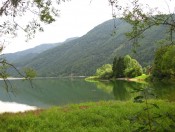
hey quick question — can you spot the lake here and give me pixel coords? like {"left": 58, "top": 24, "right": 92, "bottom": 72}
{"left": 0, "top": 78, "right": 175, "bottom": 112}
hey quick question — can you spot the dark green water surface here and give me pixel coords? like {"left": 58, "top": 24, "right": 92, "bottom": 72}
{"left": 0, "top": 78, "right": 174, "bottom": 108}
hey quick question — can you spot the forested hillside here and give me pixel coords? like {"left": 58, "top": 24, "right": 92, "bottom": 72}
{"left": 4, "top": 43, "right": 59, "bottom": 63}
{"left": 8, "top": 19, "right": 170, "bottom": 77}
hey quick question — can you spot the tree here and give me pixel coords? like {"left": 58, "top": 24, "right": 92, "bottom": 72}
{"left": 112, "top": 56, "right": 125, "bottom": 78}
{"left": 112, "top": 55, "right": 142, "bottom": 78}
{"left": 124, "top": 55, "right": 143, "bottom": 77}
{"left": 95, "top": 64, "right": 113, "bottom": 79}
{"left": 152, "top": 45, "right": 175, "bottom": 79}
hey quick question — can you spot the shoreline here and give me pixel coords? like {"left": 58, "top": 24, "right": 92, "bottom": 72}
{"left": 0, "top": 76, "right": 87, "bottom": 81}
{"left": 0, "top": 101, "right": 37, "bottom": 114}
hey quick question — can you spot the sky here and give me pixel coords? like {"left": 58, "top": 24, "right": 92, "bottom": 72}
{"left": 3, "top": 0, "right": 112, "bottom": 53}
{"left": 2, "top": 0, "right": 175, "bottom": 53}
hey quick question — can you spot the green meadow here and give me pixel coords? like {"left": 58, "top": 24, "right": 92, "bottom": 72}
{"left": 0, "top": 100, "right": 175, "bottom": 132}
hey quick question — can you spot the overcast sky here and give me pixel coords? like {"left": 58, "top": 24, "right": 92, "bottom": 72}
{"left": 3, "top": 0, "right": 112, "bottom": 53}
{"left": 3, "top": 0, "right": 175, "bottom": 53}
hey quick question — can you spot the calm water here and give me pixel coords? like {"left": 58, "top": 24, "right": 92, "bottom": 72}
{"left": 0, "top": 78, "right": 175, "bottom": 108}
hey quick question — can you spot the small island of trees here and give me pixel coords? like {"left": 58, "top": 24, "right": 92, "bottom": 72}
{"left": 87, "top": 45, "right": 175, "bottom": 82}
{"left": 86, "top": 55, "right": 143, "bottom": 80}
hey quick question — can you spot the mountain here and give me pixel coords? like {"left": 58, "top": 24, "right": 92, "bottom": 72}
{"left": 4, "top": 43, "right": 59, "bottom": 63}
{"left": 8, "top": 18, "right": 170, "bottom": 77}
{"left": 3, "top": 37, "right": 79, "bottom": 64}
{"left": 64, "top": 37, "right": 79, "bottom": 43}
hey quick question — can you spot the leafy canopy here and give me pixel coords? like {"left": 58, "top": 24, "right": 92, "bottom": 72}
{"left": 153, "top": 45, "right": 175, "bottom": 79}
{"left": 113, "top": 55, "right": 143, "bottom": 78}
{"left": 95, "top": 64, "right": 113, "bottom": 79}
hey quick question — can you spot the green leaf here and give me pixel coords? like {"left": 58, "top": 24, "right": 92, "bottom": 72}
{"left": 23, "top": 68, "right": 37, "bottom": 79}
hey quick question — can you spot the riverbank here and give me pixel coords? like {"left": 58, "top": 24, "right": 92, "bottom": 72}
{"left": 0, "top": 100, "right": 174, "bottom": 131}
{"left": 85, "top": 74, "right": 150, "bottom": 83}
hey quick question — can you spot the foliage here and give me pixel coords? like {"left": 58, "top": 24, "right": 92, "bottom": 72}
{"left": 85, "top": 76, "right": 100, "bottom": 81}
{"left": 0, "top": 58, "right": 37, "bottom": 90}
{"left": 85, "top": 64, "right": 112, "bottom": 80}
{"left": 134, "top": 74, "right": 150, "bottom": 80}
{"left": 110, "top": 0, "right": 175, "bottom": 46}
{"left": 113, "top": 55, "right": 143, "bottom": 78}
{"left": 113, "top": 56, "right": 125, "bottom": 78}
{"left": 23, "top": 68, "right": 37, "bottom": 79}
{"left": 124, "top": 55, "right": 143, "bottom": 77}
{"left": 0, "top": 58, "right": 24, "bottom": 90}
{"left": 95, "top": 64, "right": 113, "bottom": 79}
{"left": 130, "top": 86, "right": 175, "bottom": 131}
{"left": 0, "top": 101, "right": 174, "bottom": 132}
{"left": 0, "top": 59, "right": 9, "bottom": 79}
{"left": 0, "top": 0, "right": 66, "bottom": 43}
{"left": 152, "top": 45, "right": 175, "bottom": 79}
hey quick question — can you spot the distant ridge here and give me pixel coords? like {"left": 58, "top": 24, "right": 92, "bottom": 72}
{"left": 4, "top": 37, "right": 79, "bottom": 63}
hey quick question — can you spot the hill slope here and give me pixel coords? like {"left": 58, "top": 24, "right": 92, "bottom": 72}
{"left": 4, "top": 43, "right": 59, "bottom": 63}
{"left": 11, "top": 19, "right": 169, "bottom": 77}
{"left": 3, "top": 37, "right": 79, "bottom": 65}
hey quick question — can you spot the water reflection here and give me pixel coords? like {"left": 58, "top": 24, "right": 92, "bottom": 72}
{"left": 0, "top": 78, "right": 113, "bottom": 108}
{"left": 93, "top": 80, "right": 147, "bottom": 101}
{"left": 151, "top": 82, "right": 175, "bottom": 101}
{"left": 0, "top": 78, "right": 175, "bottom": 111}
{"left": 93, "top": 80, "right": 175, "bottom": 102}
{"left": 112, "top": 80, "right": 133, "bottom": 101}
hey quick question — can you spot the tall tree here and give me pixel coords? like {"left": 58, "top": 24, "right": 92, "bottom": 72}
{"left": 112, "top": 55, "right": 142, "bottom": 78}
{"left": 113, "top": 56, "right": 125, "bottom": 78}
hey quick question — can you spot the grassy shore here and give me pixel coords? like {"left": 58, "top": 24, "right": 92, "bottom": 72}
{"left": 0, "top": 100, "right": 175, "bottom": 132}
{"left": 85, "top": 74, "right": 150, "bottom": 83}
